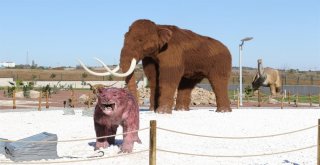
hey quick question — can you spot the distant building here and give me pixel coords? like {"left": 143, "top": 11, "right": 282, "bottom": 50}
{"left": 0, "top": 62, "right": 15, "bottom": 68}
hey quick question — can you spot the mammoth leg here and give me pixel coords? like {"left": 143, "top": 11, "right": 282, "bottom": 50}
{"left": 156, "top": 67, "right": 183, "bottom": 114}
{"left": 175, "top": 77, "right": 202, "bottom": 111}
{"left": 142, "top": 57, "right": 159, "bottom": 111}
{"left": 94, "top": 122, "right": 109, "bottom": 150}
{"left": 208, "top": 75, "right": 231, "bottom": 112}
{"left": 106, "top": 125, "right": 119, "bottom": 145}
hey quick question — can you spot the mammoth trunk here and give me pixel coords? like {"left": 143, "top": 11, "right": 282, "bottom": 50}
{"left": 120, "top": 57, "right": 138, "bottom": 100}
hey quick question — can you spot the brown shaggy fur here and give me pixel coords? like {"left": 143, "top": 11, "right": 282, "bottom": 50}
{"left": 119, "top": 19, "right": 232, "bottom": 113}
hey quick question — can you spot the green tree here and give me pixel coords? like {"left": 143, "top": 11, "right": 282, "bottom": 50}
{"left": 15, "top": 79, "right": 24, "bottom": 90}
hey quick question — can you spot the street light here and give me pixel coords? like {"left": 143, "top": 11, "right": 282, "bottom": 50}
{"left": 239, "top": 37, "right": 253, "bottom": 106}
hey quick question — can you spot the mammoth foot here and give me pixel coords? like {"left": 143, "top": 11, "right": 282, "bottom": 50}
{"left": 95, "top": 141, "right": 109, "bottom": 150}
{"left": 149, "top": 106, "right": 156, "bottom": 112}
{"left": 156, "top": 106, "right": 172, "bottom": 114}
{"left": 120, "top": 141, "right": 134, "bottom": 153}
{"left": 174, "top": 105, "right": 190, "bottom": 111}
{"left": 130, "top": 134, "right": 142, "bottom": 144}
{"left": 216, "top": 107, "right": 232, "bottom": 113}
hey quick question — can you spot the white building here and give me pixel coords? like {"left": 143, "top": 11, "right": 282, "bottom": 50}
{"left": 0, "top": 62, "right": 15, "bottom": 68}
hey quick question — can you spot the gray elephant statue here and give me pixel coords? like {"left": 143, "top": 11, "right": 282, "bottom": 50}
{"left": 251, "top": 59, "right": 281, "bottom": 96}
{"left": 79, "top": 19, "right": 232, "bottom": 113}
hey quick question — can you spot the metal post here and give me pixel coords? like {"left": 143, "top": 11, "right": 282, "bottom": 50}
{"left": 149, "top": 120, "right": 156, "bottom": 165}
{"left": 239, "top": 45, "right": 243, "bottom": 106}
{"left": 238, "top": 37, "right": 253, "bottom": 106}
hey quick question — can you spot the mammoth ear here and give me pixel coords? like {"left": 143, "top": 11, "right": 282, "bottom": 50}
{"left": 157, "top": 27, "right": 172, "bottom": 49}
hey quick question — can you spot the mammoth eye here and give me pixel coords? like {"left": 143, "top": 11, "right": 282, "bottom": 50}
{"left": 138, "top": 39, "right": 143, "bottom": 42}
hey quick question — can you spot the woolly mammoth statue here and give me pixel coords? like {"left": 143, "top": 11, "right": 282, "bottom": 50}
{"left": 251, "top": 59, "right": 281, "bottom": 96}
{"left": 79, "top": 19, "right": 232, "bottom": 113}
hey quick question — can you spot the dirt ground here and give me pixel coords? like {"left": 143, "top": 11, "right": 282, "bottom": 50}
{"left": 0, "top": 89, "right": 319, "bottom": 110}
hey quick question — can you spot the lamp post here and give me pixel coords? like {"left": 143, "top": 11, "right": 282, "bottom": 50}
{"left": 239, "top": 37, "right": 253, "bottom": 106}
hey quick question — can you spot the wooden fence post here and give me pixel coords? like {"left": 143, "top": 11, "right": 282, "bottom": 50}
{"left": 71, "top": 90, "right": 75, "bottom": 108}
{"left": 258, "top": 89, "right": 261, "bottom": 107}
{"left": 149, "top": 120, "right": 156, "bottom": 165}
{"left": 281, "top": 95, "right": 284, "bottom": 109}
{"left": 88, "top": 93, "right": 91, "bottom": 109}
{"left": 246, "top": 94, "right": 249, "bottom": 103}
{"left": 237, "top": 89, "right": 239, "bottom": 109}
{"left": 295, "top": 93, "right": 299, "bottom": 107}
{"left": 46, "top": 91, "right": 49, "bottom": 109}
{"left": 13, "top": 90, "right": 16, "bottom": 109}
{"left": 288, "top": 91, "right": 291, "bottom": 104}
{"left": 309, "top": 93, "right": 312, "bottom": 107}
{"left": 317, "top": 119, "right": 320, "bottom": 165}
{"left": 38, "top": 92, "right": 42, "bottom": 111}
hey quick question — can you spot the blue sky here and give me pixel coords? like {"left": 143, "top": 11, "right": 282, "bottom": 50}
{"left": 0, "top": 0, "right": 319, "bottom": 70}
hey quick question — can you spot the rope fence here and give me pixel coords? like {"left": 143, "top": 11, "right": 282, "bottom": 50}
{"left": 0, "top": 127, "right": 150, "bottom": 143}
{"left": 157, "top": 145, "right": 316, "bottom": 158}
{"left": 1, "top": 120, "right": 320, "bottom": 164}
{"left": 157, "top": 125, "right": 317, "bottom": 139}
{"left": 154, "top": 121, "right": 320, "bottom": 164}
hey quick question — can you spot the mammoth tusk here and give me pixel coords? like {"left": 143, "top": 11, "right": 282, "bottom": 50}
{"left": 95, "top": 57, "right": 137, "bottom": 77}
{"left": 78, "top": 59, "right": 120, "bottom": 76}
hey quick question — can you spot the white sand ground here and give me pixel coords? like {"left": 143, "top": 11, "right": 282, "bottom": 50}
{"left": 0, "top": 108, "right": 319, "bottom": 165}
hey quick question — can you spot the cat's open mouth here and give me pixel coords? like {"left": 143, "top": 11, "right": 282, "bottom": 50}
{"left": 102, "top": 102, "right": 115, "bottom": 112}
